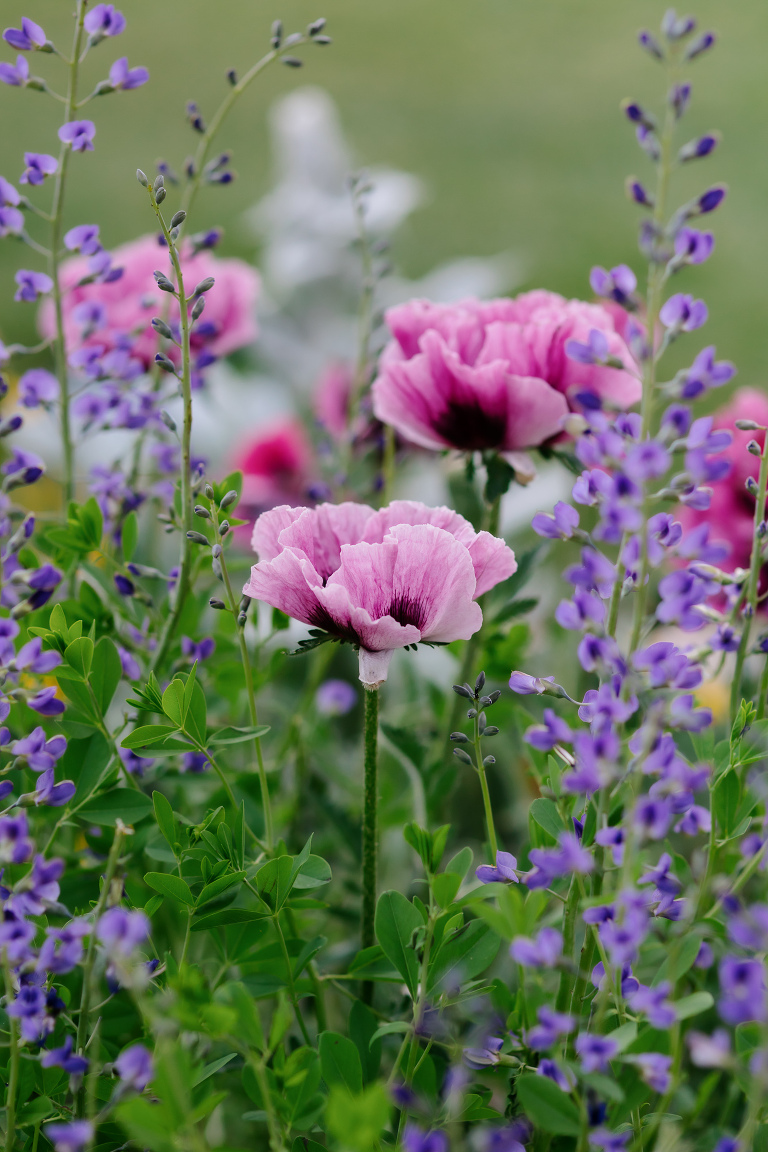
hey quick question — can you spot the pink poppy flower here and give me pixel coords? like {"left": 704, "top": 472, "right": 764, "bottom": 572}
{"left": 371, "top": 292, "right": 640, "bottom": 455}
{"left": 244, "top": 500, "right": 516, "bottom": 686}
{"left": 39, "top": 233, "right": 259, "bottom": 368}
{"left": 678, "top": 387, "right": 768, "bottom": 578}
{"left": 233, "top": 419, "right": 313, "bottom": 543}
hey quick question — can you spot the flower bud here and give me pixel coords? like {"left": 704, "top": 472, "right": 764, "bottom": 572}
{"left": 475, "top": 670, "right": 486, "bottom": 692}
{"left": 191, "top": 296, "right": 205, "bottom": 321}
{"left": 239, "top": 595, "right": 251, "bottom": 613}
{"left": 746, "top": 477, "right": 759, "bottom": 496}
{"left": 211, "top": 544, "right": 222, "bottom": 559}
{"left": 170, "top": 210, "right": 186, "bottom": 229}
{"left": 685, "top": 31, "right": 715, "bottom": 60}
{"left": 638, "top": 29, "right": 664, "bottom": 59}
{"left": 186, "top": 531, "right": 210, "bottom": 545}
{"left": 160, "top": 410, "right": 176, "bottom": 432}
{"left": 210, "top": 598, "right": 226, "bottom": 610}
{"left": 735, "top": 419, "right": 761, "bottom": 431}
{"left": 452, "top": 683, "right": 473, "bottom": 699}
{"left": 748, "top": 440, "right": 761, "bottom": 457}
{"left": 282, "top": 56, "right": 303, "bottom": 68}
{"left": 271, "top": 19, "right": 283, "bottom": 48}
{"left": 226, "top": 68, "right": 237, "bottom": 85}
{"left": 153, "top": 173, "right": 164, "bottom": 192}
{"left": 136, "top": 169, "right": 149, "bottom": 187}
{"left": 193, "top": 277, "right": 215, "bottom": 296}
{"left": 155, "top": 187, "right": 166, "bottom": 204}
{"left": 219, "top": 490, "right": 238, "bottom": 511}
{"left": 237, "top": 613, "right": 247, "bottom": 627}
{"left": 204, "top": 483, "right": 215, "bottom": 499}
{"left": 453, "top": 748, "right": 473, "bottom": 765}
{"left": 194, "top": 505, "right": 211, "bottom": 518}
{"left": 308, "top": 18, "right": 327, "bottom": 34}
{"left": 154, "top": 353, "right": 177, "bottom": 375}
{"left": 220, "top": 521, "right": 230, "bottom": 536}
{"left": 151, "top": 317, "right": 174, "bottom": 340}
{"left": 450, "top": 732, "right": 469, "bottom": 743}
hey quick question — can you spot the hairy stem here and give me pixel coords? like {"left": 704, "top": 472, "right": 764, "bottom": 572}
{"left": 362, "top": 685, "right": 379, "bottom": 1000}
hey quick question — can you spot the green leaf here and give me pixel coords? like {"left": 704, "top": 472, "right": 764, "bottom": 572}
{"left": 433, "top": 871, "right": 462, "bottom": 908}
{"left": 515, "top": 1072, "right": 581, "bottom": 1136}
{"left": 349, "top": 1000, "right": 381, "bottom": 1084}
{"left": 653, "top": 934, "right": 702, "bottom": 986}
{"left": 60, "top": 732, "right": 111, "bottom": 805}
{"left": 207, "top": 724, "right": 270, "bottom": 746}
{"left": 153, "top": 791, "right": 177, "bottom": 852}
{"left": 319, "top": 1031, "right": 363, "bottom": 1093}
{"left": 255, "top": 854, "right": 295, "bottom": 911}
{"left": 195, "top": 871, "right": 245, "bottom": 909}
{"left": 191, "top": 908, "right": 266, "bottom": 932}
{"left": 529, "top": 797, "right": 566, "bottom": 841}
{"left": 145, "top": 872, "right": 195, "bottom": 907}
{"left": 368, "top": 1021, "right": 411, "bottom": 1044}
{"left": 427, "top": 918, "right": 500, "bottom": 994}
{"left": 121, "top": 724, "right": 182, "bottom": 750}
{"left": 445, "top": 845, "right": 473, "bottom": 880}
{"left": 122, "top": 510, "right": 138, "bottom": 562}
{"left": 190, "top": 1052, "right": 237, "bottom": 1087}
{"left": 90, "top": 636, "right": 122, "bottom": 714}
{"left": 374, "top": 890, "right": 422, "bottom": 997}
{"left": 605, "top": 1022, "right": 637, "bottom": 1052}
{"left": 492, "top": 596, "right": 539, "bottom": 625}
{"left": 324, "top": 1082, "right": 390, "bottom": 1152}
{"left": 64, "top": 635, "right": 94, "bottom": 680}
{"left": 79, "top": 787, "right": 153, "bottom": 826}
{"left": 673, "top": 991, "right": 715, "bottom": 1021}
{"left": 80, "top": 495, "right": 103, "bottom": 548}
{"left": 292, "top": 1140, "right": 326, "bottom": 1152}
{"left": 144, "top": 894, "right": 163, "bottom": 918}
{"left": 16, "top": 1097, "right": 54, "bottom": 1127}
{"left": 183, "top": 665, "right": 207, "bottom": 743}
{"left": 293, "top": 854, "right": 332, "bottom": 890}
{"left": 713, "top": 769, "right": 740, "bottom": 836}
{"left": 162, "top": 678, "right": 188, "bottom": 729}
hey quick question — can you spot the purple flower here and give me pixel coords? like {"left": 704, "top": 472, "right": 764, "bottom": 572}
{"left": 508, "top": 672, "right": 558, "bottom": 696}
{"left": 675, "top": 805, "right": 711, "bottom": 835}
{"left": 44, "top": 1122, "right": 93, "bottom": 1152}
{"left": 38, "top": 919, "right": 89, "bottom": 974}
{"left": 480, "top": 1125, "right": 529, "bottom": 1152}
{"left": 536, "top": 1058, "right": 575, "bottom": 1092}
{"left": 626, "top": 1052, "right": 671, "bottom": 1094}
{"left": 555, "top": 589, "right": 605, "bottom": 631}
{"left": 575, "top": 1033, "right": 617, "bottom": 1074}
{"left": 20, "top": 152, "right": 58, "bottom": 185}
{"left": 463, "top": 1036, "right": 503, "bottom": 1068}
{"left": 695, "top": 941, "right": 714, "bottom": 969}
{"left": 669, "top": 693, "right": 711, "bottom": 732}
{"left": 108, "top": 57, "right": 149, "bottom": 90}
{"left": 476, "top": 850, "right": 519, "bottom": 885}
{"left": 577, "top": 633, "right": 624, "bottom": 676}
{"left": 0, "top": 203, "right": 23, "bottom": 235}
{"left": 698, "top": 185, "right": 726, "bottom": 214}
{"left": 117, "top": 645, "right": 141, "bottom": 681}
{"left": 713, "top": 1141, "right": 740, "bottom": 1152}
{"left": 656, "top": 569, "right": 713, "bottom": 631}
{"left": 115, "top": 1043, "right": 154, "bottom": 1091}
{"left": 718, "top": 956, "right": 767, "bottom": 1025}
{"left": 0, "top": 176, "right": 20, "bottom": 206}
{"left": 590, "top": 264, "right": 637, "bottom": 306}
{"left": 0, "top": 55, "right": 29, "bottom": 86}
{"left": 595, "top": 826, "right": 624, "bottom": 865}
{"left": 527, "top": 833, "right": 593, "bottom": 888}
{"left": 627, "top": 981, "right": 676, "bottom": 1028}
{"left": 727, "top": 903, "right": 768, "bottom": 952}
{"left": 41, "top": 1035, "right": 89, "bottom": 1075}
{"left": 623, "top": 440, "right": 670, "bottom": 482}
{"left": 119, "top": 748, "right": 154, "bottom": 778}
{"left": 686, "top": 1028, "right": 731, "bottom": 1068}
{"left": 180, "top": 636, "right": 215, "bottom": 662}
{"left": 524, "top": 708, "right": 571, "bottom": 752}
{"left": 7, "top": 984, "right": 50, "bottom": 1042}
{"left": 659, "top": 293, "right": 708, "bottom": 331}
{"left": 634, "top": 795, "right": 673, "bottom": 840}
{"left": 64, "top": 224, "right": 101, "bottom": 255}
{"left": 565, "top": 328, "right": 610, "bottom": 365}
{"left": 402, "top": 1126, "right": 448, "bottom": 1152}
{"left": 180, "top": 751, "right": 210, "bottom": 773}
{"left": 674, "top": 227, "right": 714, "bottom": 264}
{"left": 0, "top": 814, "right": 33, "bottom": 864}
{"left": 12, "top": 727, "right": 66, "bottom": 770}
{"left": 578, "top": 680, "right": 638, "bottom": 728}
{"left": 589, "top": 1131, "right": 630, "bottom": 1152}
{"left": 84, "top": 5, "right": 126, "bottom": 38}
{"left": 26, "top": 687, "right": 65, "bottom": 716}
{"left": 564, "top": 547, "right": 616, "bottom": 599}
{"left": 97, "top": 906, "right": 149, "bottom": 954}
{"left": 20, "top": 768, "right": 75, "bottom": 808}
{"left": 315, "top": 679, "right": 357, "bottom": 716}
{"left": 510, "top": 926, "right": 562, "bottom": 968}
{"left": 58, "top": 121, "right": 96, "bottom": 153}
{"left": 114, "top": 573, "right": 135, "bottom": 597}
{"left": 526, "top": 1006, "right": 574, "bottom": 1050}
{"left": 3, "top": 18, "right": 46, "bottom": 50}
{"left": 711, "top": 624, "right": 740, "bottom": 653}
{"left": 18, "top": 368, "right": 59, "bottom": 408}
{"left": 14, "top": 269, "right": 53, "bottom": 302}
{"left": 532, "top": 502, "right": 579, "bottom": 540}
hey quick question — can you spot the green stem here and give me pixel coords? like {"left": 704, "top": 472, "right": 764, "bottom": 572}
{"left": 212, "top": 504, "right": 273, "bottom": 850}
{"left": 50, "top": 0, "right": 88, "bottom": 505}
{"left": 3, "top": 955, "right": 19, "bottom": 1152}
{"left": 757, "top": 652, "right": 768, "bottom": 721}
{"left": 362, "top": 685, "right": 380, "bottom": 998}
{"left": 75, "top": 826, "right": 125, "bottom": 1115}
{"left": 730, "top": 432, "right": 768, "bottom": 722}
{"left": 555, "top": 876, "right": 580, "bottom": 1012}
{"left": 148, "top": 197, "right": 194, "bottom": 676}
{"left": 472, "top": 710, "right": 497, "bottom": 860}
{"left": 274, "top": 916, "right": 312, "bottom": 1046}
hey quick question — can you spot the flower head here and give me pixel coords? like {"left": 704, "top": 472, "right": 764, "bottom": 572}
{"left": 0, "top": 55, "right": 29, "bottom": 86}
{"left": 108, "top": 57, "right": 148, "bottom": 90}
{"left": 115, "top": 1043, "right": 154, "bottom": 1091}
{"left": 3, "top": 18, "right": 46, "bottom": 51}
{"left": 15, "top": 269, "right": 53, "bottom": 302}
{"left": 84, "top": 5, "right": 126, "bottom": 38}
{"left": 315, "top": 678, "right": 357, "bottom": 716}
{"left": 58, "top": 121, "right": 96, "bottom": 153}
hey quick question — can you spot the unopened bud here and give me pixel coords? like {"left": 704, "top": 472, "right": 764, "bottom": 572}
{"left": 170, "top": 210, "right": 186, "bottom": 229}
{"left": 220, "top": 521, "right": 230, "bottom": 536}
{"left": 282, "top": 56, "right": 303, "bottom": 68}
{"left": 153, "top": 174, "right": 165, "bottom": 192}
{"left": 210, "top": 598, "right": 226, "bottom": 610}
{"left": 204, "top": 483, "right": 215, "bottom": 500}
{"left": 154, "top": 353, "right": 177, "bottom": 375}
{"left": 452, "top": 683, "right": 473, "bottom": 700}
{"left": 239, "top": 595, "right": 251, "bottom": 613}
{"left": 220, "top": 489, "right": 238, "bottom": 510}
{"left": 136, "top": 169, "right": 149, "bottom": 186}
{"left": 193, "top": 277, "right": 215, "bottom": 295}
{"left": 151, "top": 317, "right": 174, "bottom": 339}
{"left": 475, "top": 670, "right": 486, "bottom": 692}
{"left": 211, "top": 544, "right": 222, "bottom": 559}
{"left": 308, "top": 18, "right": 326, "bottom": 34}
{"left": 226, "top": 68, "right": 237, "bottom": 85}
{"left": 194, "top": 505, "right": 210, "bottom": 519}
{"left": 746, "top": 477, "right": 759, "bottom": 496}
{"left": 759, "top": 521, "right": 768, "bottom": 539}
{"left": 483, "top": 756, "right": 496, "bottom": 766}
{"left": 735, "top": 419, "right": 761, "bottom": 431}
{"left": 484, "top": 726, "right": 500, "bottom": 737}
{"left": 159, "top": 410, "right": 176, "bottom": 432}
{"left": 271, "top": 19, "right": 283, "bottom": 48}
{"left": 748, "top": 440, "right": 761, "bottom": 457}
{"left": 186, "top": 531, "right": 210, "bottom": 545}
{"left": 237, "top": 613, "right": 247, "bottom": 627}
{"left": 453, "top": 748, "right": 473, "bottom": 766}
{"left": 155, "top": 187, "right": 166, "bottom": 204}
{"left": 191, "top": 296, "right": 205, "bottom": 320}
{"left": 450, "top": 732, "right": 469, "bottom": 743}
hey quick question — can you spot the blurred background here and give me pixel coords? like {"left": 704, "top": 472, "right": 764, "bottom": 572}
{"left": 1, "top": 0, "right": 766, "bottom": 385}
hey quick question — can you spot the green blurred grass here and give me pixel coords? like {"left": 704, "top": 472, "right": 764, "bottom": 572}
{"left": 1, "top": 0, "right": 767, "bottom": 384}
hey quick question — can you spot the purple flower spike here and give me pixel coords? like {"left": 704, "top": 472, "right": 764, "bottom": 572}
{"left": 0, "top": 205, "right": 24, "bottom": 236}
{"left": 3, "top": 18, "right": 46, "bottom": 51}
{"left": 58, "top": 120, "right": 96, "bottom": 153}
{"left": 510, "top": 926, "right": 563, "bottom": 968}
{"left": 718, "top": 956, "right": 767, "bottom": 1025}
{"left": 115, "top": 1043, "right": 154, "bottom": 1091}
{"left": 476, "top": 850, "right": 519, "bottom": 885}
{"left": 84, "top": 4, "right": 126, "bottom": 38}
{"left": 627, "top": 981, "right": 676, "bottom": 1028}
{"left": 64, "top": 224, "right": 101, "bottom": 255}
{"left": 19, "top": 368, "right": 59, "bottom": 407}
{"left": 565, "top": 327, "right": 610, "bottom": 365}
{"left": 14, "top": 269, "right": 53, "bottom": 302}
{"left": 524, "top": 708, "right": 571, "bottom": 752}
{"left": 659, "top": 293, "right": 708, "bottom": 331}
{"left": 590, "top": 264, "right": 637, "bottom": 306}
{"left": 0, "top": 176, "right": 20, "bottom": 205}
{"left": 674, "top": 227, "right": 714, "bottom": 265}
{"left": 402, "top": 1126, "right": 448, "bottom": 1152}
{"left": 108, "top": 57, "right": 149, "bottom": 90}
{"left": 532, "top": 501, "right": 579, "bottom": 540}
{"left": 97, "top": 906, "right": 149, "bottom": 954}
{"left": 180, "top": 636, "right": 216, "bottom": 663}
{"left": 0, "top": 55, "right": 29, "bottom": 87}
{"left": 589, "top": 1131, "right": 630, "bottom": 1152}
{"left": 44, "top": 1122, "right": 93, "bottom": 1152}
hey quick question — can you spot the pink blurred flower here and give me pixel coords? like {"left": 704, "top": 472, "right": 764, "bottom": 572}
{"left": 39, "top": 233, "right": 259, "bottom": 368}
{"left": 244, "top": 499, "right": 516, "bottom": 686}
{"left": 371, "top": 292, "right": 640, "bottom": 454}
{"left": 678, "top": 387, "right": 768, "bottom": 577}
{"left": 234, "top": 420, "right": 313, "bottom": 541}
{"left": 314, "top": 362, "right": 353, "bottom": 440}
